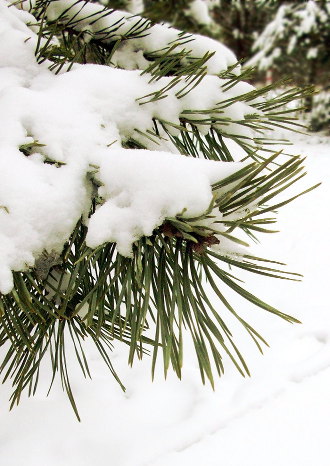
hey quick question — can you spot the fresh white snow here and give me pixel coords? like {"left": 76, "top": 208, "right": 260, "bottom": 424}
{"left": 249, "top": 1, "right": 329, "bottom": 71}
{"left": 0, "top": 0, "right": 254, "bottom": 293}
{"left": 1, "top": 1, "right": 330, "bottom": 464}
{"left": 0, "top": 132, "right": 329, "bottom": 466}
{"left": 44, "top": 0, "right": 237, "bottom": 74}
{"left": 185, "top": 0, "right": 213, "bottom": 26}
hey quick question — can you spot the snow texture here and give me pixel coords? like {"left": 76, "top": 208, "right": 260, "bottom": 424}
{"left": 125, "top": 0, "right": 144, "bottom": 14}
{"left": 44, "top": 0, "right": 237, "bottom": 75}
{"left": 185, "top": 0, "right": 213, "bottom": 25}
{"left": 0, "top": 0, "right": 256, "bottom": 293}
{"left": 249, "top": 1, "right": 329, "bottom": 70}
{"left": 1, "top": 131, "right": 329, "bottom": 466}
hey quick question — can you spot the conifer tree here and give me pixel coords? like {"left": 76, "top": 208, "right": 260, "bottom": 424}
{"left": 250, "top": 0, "right": 330, "bottom": 87}
{"left": 0, "top": 0, "right": 316, "bottom": 419}
{"left": 210, "top": 0, "right": 279, "bottom": 61}
{"left": 249, "top": 0, "right": 330, "bottom": 127}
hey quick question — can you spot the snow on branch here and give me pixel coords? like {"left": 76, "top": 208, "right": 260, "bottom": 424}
{"left": 0, "top": 0, "right": 309, "bottom": 298}
{"left": 0, "top": 0, "right": 316, "bottom": 412}
{"left": 249, "top": 1, "right": 330, "bottom": 71}
{"left": 0, "top": 0, "right": 250, "bottom": 293}
{"left": 32, "top": 0, "right": 238, "bottom": 74}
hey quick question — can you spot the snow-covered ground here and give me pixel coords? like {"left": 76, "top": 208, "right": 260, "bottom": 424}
{"left": 1, "top": 132, "right": 329, "bottom": 465}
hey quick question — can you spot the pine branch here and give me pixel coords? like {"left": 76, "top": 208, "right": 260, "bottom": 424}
{"left": 0, "top": 0, "right": 319, "bottom": 419}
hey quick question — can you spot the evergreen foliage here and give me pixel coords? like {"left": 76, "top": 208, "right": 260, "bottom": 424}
{"left": 0, "top": 0, "right": 317, "bottom": 419}
{"left": 210, "top": 0, "right": 278, "bottom": 60}
{"left": 309, "top": 89, "right": 330, "bottom": 133}
{"left": 249, "top": 0, "right": 330, "bottom": 129}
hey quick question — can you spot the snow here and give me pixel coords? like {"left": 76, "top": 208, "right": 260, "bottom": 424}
{"left": 249, "top": 1, "right": 329, "bottom": 70}
{"left": 86, "top": 149, "right": 241, "bottom": 255}
{"left": 2, "top": 1, "right": 330, "bottom": 464}
{"left": 43, "top": 0, "right": 237, "bottom": 75}
{"left": 185, "top": 0, "right": 213, "bottom": 26}
{"left": 0, "top": 0, "right": 256, "bottom": 293}
{"left": 1, "top": 132, "right": 330, "bottom": 465}
{"left": 125, "top": 0, "right": 144, "bottom": 15}
{"left": 309, "top": 91, "right": 330, "bottom": 131}
{"left": 296, "top": 0, "right": 328, "bottom": 35}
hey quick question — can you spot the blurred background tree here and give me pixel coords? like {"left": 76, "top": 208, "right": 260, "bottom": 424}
{"left": 101, "top": 0, "right": 329, "bottom": 130}
{"left": 249, "top": 3, "right": 330, "bottom": 88}
{"left": 249, "top": 0, "right": 330, "bottom": 129}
